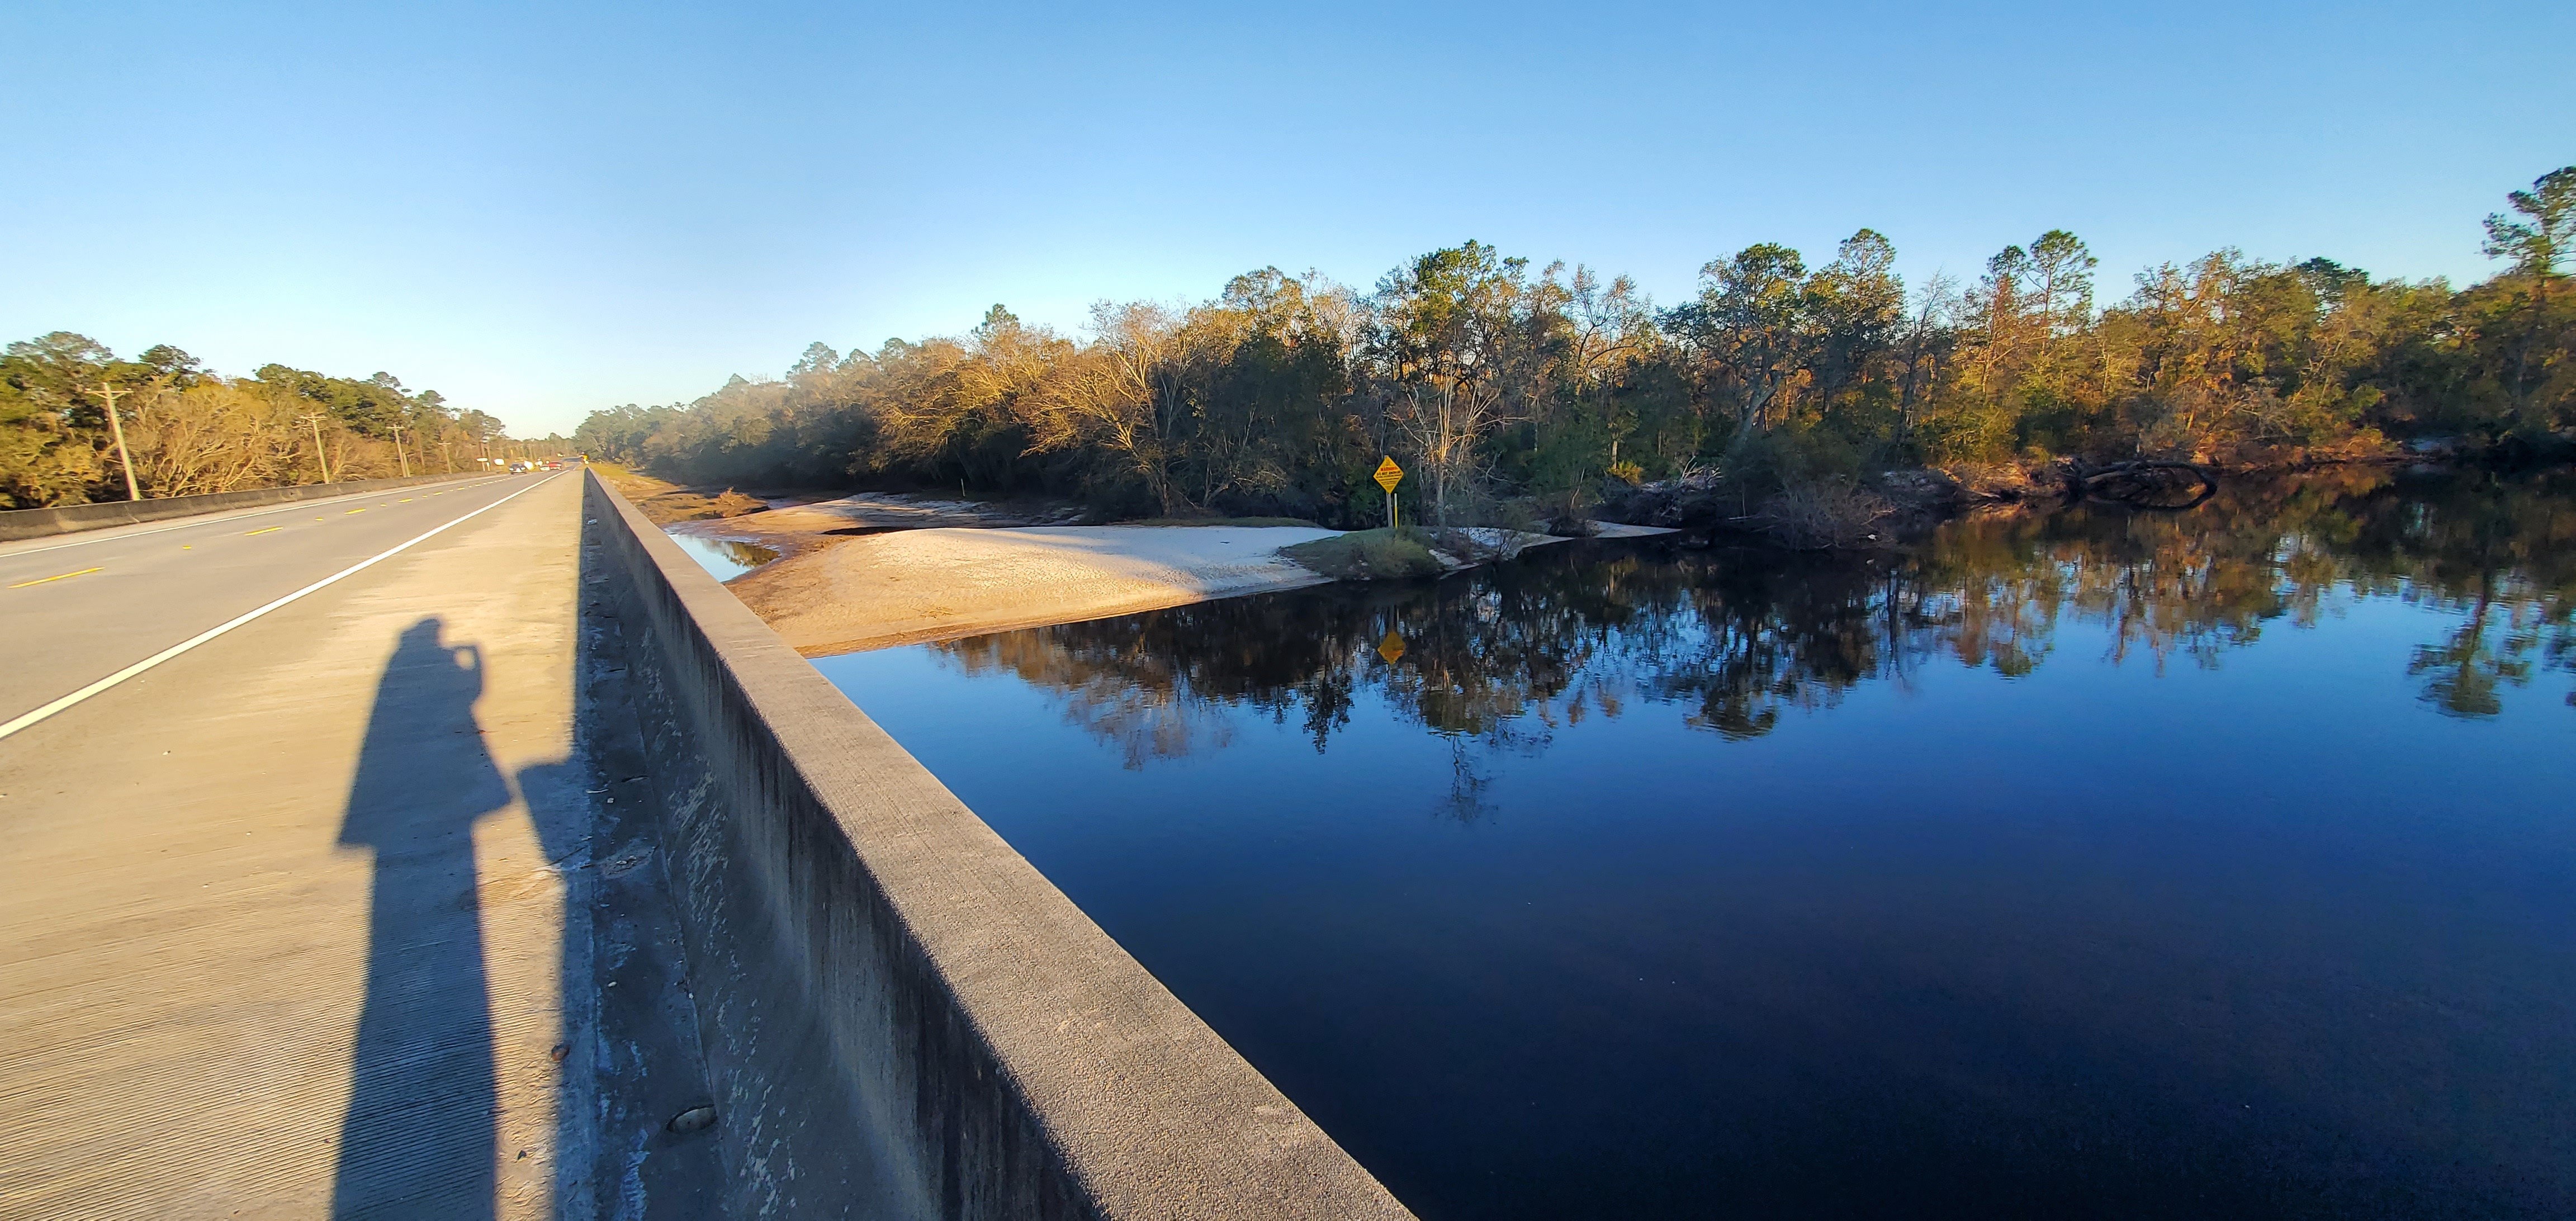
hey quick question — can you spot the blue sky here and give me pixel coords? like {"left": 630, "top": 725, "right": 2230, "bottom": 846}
{"left": 4, "top": 0, "right": 2569, "bottom": 437}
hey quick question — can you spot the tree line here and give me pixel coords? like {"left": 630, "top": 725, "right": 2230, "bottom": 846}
{"left": 0, "top": 333, "right": 566, "bottom": 509}
{"left": 934, "top": 465, "right": 2573, "bottom": 782}
{"left": 581, "top": 168, "right": 2574, "bottom": 528}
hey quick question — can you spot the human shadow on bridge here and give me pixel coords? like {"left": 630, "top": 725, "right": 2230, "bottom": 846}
{"left": 333, "top": 617, "right": 512, "bottom": 1220}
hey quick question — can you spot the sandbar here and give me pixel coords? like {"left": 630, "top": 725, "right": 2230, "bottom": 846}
{"left": 727, "top": 525, "right": 1343, "bottom": 656}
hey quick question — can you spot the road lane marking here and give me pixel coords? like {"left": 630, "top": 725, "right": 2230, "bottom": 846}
{"left": 244, "top": 527, "right": 281, "bottom": 536}
{"left": 345, "top": 508, "right": 365, "bottom": 514}
{"left": 0, "top": 476, "right": 513, "bottom": 558}
{"left": 8, "top": 567, "right": 101, "bottom": 589}
{"left": 0, "top": 474, "right": 563, "bottom": 742}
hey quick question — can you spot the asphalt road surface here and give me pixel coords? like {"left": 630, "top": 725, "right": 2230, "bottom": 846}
{"left": 0, "top": 468, "right": 651, "bottom": 1218}
{"left": 0, "top": 472, "right": 543, "bottom": 733}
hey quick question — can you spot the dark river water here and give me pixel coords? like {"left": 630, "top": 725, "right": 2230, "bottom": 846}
{"left": 813, "top": 467, "right": 2576, "bottom": 1220}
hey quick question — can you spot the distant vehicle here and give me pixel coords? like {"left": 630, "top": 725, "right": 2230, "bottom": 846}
{"left": 508, "top": 462, "right": 531, "bottom": 474}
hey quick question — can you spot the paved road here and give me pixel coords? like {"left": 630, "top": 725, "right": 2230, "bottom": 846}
{"left": 0, "top": 471, "right": 683, "bottom": 1218}
{"left": 0, "top": 474, "right": 536, "bottom": 733}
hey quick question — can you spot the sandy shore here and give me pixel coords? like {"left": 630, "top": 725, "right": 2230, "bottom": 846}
{"left": 727, "top": 525, "right": 1343, "bottom": 655}
{"left": 722, "top": 490, "right": 1086, "bottom": 537}
{"left": 656, "top": 478, "right": 1684, "bottom": 656}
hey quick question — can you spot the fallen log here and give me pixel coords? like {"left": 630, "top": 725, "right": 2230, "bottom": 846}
{"left": 2067, "top": 460, "right": 2218, "bottom": 509}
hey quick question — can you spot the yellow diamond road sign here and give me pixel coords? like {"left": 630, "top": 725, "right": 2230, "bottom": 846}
{"left": 1373, "top": 457, "right": 1403, "bottom": 493}
{"left": 1377, "top": 630, "right": 1406, "bottom": 665}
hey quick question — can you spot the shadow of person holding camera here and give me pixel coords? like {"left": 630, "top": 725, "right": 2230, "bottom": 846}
{"left": 332, "top": 617, "right": 512, "bottom": 1220}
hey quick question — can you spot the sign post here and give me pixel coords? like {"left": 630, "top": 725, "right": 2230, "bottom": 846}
{"left": 1374, "top": 456, "right": 1404, "bottom": 529}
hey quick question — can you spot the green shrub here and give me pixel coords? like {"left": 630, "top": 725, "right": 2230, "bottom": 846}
{"left": 1281, "top": 528, "right": 1447, "bottom": 580}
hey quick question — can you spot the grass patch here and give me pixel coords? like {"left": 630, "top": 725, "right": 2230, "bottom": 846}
{"left": 590, "top": 463, "right": 678, "bottom": 499}
{"left": 1280, "top": 527, "right": 1446, "bottom": 580}
{"left": 593, "top": 464, "right": 767, "bottom": 526}
{"left": 1119, "top": 515, "right": 1323, "bottom": 528}
{"left": 654, "top": 489, "right": 766, "bottom": 522}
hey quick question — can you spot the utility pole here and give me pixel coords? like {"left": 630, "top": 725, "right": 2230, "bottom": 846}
{"left": 96, "top": 382, "right": 141, "bottom": 501}
{"left": 301, "top": 414, "right": 333, "bottom": 482}
{"left": 391, "top": 420, "right": 411, "bottom": 477}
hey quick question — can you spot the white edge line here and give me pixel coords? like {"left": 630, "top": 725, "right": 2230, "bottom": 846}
{"left": 0, "top": 473, "right": 563, "bottom": 742}
{"left": 0, "top": 475, "right": 518, "bottom": 559}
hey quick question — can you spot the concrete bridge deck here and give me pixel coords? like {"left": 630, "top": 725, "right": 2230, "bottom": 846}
{"left": 0, "top": 472, "right": 707, "bottom": 1218}
{"left": 0, "top": 471, "right": 1412, "bottom": 1220}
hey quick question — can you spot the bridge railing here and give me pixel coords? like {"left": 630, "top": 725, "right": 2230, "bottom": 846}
{"left": 582, "top": 469, "right": 1412, "bottom": 1219}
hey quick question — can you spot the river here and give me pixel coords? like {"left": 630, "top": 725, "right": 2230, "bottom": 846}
{"left": 815, "top": 466, "right": 2576, "bottom": 1219}
{"left": 666, "top": 532, "right": 778, "bottom": 581}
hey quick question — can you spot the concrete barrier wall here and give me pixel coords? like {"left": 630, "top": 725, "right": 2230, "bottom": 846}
{"left": 0, "top": 470, "right": 502, "bottom": 541}
{"left": 581, "top": 470, "right": 1412, "bottom": 1220}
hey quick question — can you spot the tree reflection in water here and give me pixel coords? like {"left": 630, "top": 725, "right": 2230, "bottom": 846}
{"left": 934, "top": 467, "right": 2576, "bottom": 774}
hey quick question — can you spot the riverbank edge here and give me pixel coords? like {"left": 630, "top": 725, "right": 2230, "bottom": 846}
{"left": 778, "top": 569, "right": 1338, "bottom": 657}
{"left": 581, "top": 470, "right": 1415, "bottom": 1219}
{"left": 723, "top": 524, "right": 1344, "bottom": 656}
{"left": 1603, "top": 449, "right": 2576, "bottom": 551}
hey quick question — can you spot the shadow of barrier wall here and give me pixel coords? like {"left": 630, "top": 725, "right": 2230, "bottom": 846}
{"left": 0, "top": 470, "right": 499, "bottom": 541}
{"left": 580, "top": 470, "right": 1413, "bottom": 1219}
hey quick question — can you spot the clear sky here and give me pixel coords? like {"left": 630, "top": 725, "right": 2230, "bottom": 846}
{"left": 5, "top": 0, "right": 2569, "bottom": 437}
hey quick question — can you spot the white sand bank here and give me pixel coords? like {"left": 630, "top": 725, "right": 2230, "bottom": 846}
{"left": 729, "top": 524, "right": 1342, "bottom": 655}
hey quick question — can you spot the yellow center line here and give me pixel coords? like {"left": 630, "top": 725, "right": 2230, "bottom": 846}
{"left": 345, "top": 508, "right": 365, "bottom": 514}
{"left": 399, "top": 498, "right": 413, "bottom": 503}
{"left": 244, "top": 526, "right": 282, "bottom": 536}
{"left": 10, "top": 567, "right": 102, "bottom": 589}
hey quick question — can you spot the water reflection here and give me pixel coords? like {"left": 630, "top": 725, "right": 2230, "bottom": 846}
{"left": 935, "top": 467, "right": 2574, "bottom": 769}
{"left": 665, "top": 532, "right": 780, "bottom": 582}
{"left": 834, "top": 466, "right": 2576, "bottom": 1218}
